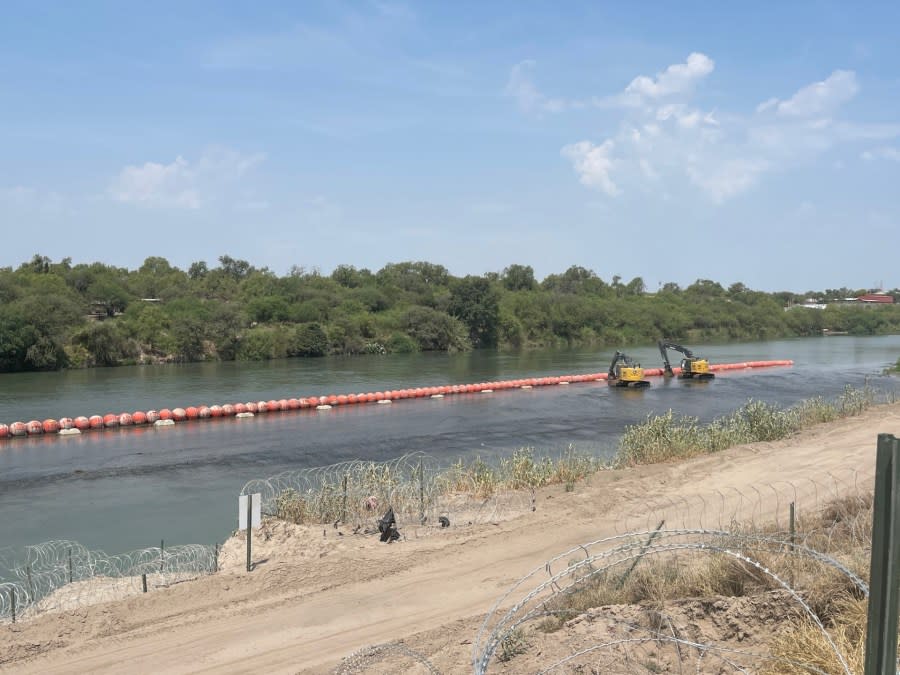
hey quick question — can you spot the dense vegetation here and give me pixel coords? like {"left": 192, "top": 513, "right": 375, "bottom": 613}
{"left": 2, "top": 254, "right": 899, "bottom": 373}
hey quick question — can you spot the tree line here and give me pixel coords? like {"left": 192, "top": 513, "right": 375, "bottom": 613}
{"left": 1, "top": 254, "right": 899, "bottom": 373}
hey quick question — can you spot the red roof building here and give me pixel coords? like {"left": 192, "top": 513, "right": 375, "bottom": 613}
{"left": 857, "top": 293, "right": 894, "bottom": 303}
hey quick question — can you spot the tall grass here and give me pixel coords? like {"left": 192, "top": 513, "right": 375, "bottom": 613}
{"left": 616, "top": 385, "right": 878, "bottom": 466}
{"left": 271, "top": 386, "right": 886, "bottom": 525}
{"left": 272, "top": 445, "right": 605, "bottom": 525}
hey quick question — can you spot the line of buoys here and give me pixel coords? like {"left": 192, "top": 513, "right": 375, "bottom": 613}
{"left": 0, "top": 360, "right": 793, "bottom": 441}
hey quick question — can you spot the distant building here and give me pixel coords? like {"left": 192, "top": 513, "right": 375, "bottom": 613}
{"left": 857, "top": 293, "right": 894, "bottom": 304}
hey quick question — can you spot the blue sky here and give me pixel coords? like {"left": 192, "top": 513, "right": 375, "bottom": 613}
{"left": 2, "top": 1, "right": 899, "bottom": 292}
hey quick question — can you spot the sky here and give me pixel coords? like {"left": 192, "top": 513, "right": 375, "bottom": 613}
{"left": 1, "top": 1, "right": 899, "bottom": 292}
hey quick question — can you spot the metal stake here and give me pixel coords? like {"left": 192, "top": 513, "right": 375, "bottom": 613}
{"left": 864, "top": 434, "right": 900, "bottom": 675}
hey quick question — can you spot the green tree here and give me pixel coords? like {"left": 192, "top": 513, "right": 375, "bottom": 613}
{"left": 448, "top": 276, "right": 500, "bottom": 347}
{"left": 501, "top": 264, "right": 536, "bottom": 291}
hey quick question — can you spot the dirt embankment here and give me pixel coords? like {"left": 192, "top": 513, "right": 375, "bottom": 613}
{"left": 1, "top": 403, "right": 897, "bottom": 674}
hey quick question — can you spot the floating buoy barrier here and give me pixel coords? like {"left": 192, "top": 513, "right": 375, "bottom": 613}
{"left": 0, "top": 359, "right": 793, "bottom": 442}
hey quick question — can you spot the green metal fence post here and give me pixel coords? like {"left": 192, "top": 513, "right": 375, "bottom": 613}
{"left": 863, "top": 433, "right": 900, "bottom": 675}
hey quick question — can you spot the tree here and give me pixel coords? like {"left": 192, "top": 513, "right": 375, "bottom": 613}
{"left": 448, "top": 276, "right": 500, "bottom": 347}
{"left": 501, "top": 264, "right": 536, "bottom": 291}
{"left": 402, "top": 306, "right": 469, "bottom": 351}
{"left": 290, "top": 323, "right": 329, "bottom": 357}
{"left": 188, "top": 261, "right": 209, "bottom": 280}
{"left": 624, "top": 276, "right": 645, "bottom": 296}
{"left": 218, "top": 255, "right": 252, "bottom": 281}
{"left": 27, "top": 254, "right": 51, "bottom": 274}
{"left": 73, "top": 322, "right": 134, "bottom": 367}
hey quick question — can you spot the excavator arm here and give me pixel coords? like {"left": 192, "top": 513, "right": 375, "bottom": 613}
{"left": 608, "top": 351, "right": 628, "bottom": 379}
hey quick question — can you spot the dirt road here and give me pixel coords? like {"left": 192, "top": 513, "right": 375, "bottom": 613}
{"left": 2, "top": 403, "right": 897, "bottom": 674}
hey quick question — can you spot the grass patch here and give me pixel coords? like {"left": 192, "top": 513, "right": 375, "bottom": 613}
{"left": 616, "top": 385, "right": 878, "bottom": 467}
{"left": 270, "top": 386, "right": 889, "bottom": 526}
{"left": 272, "top": 445, "right": 605, "bottom": 525}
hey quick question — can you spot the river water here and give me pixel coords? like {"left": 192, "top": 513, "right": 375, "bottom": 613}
{"left": 1, "top": 336, "right": 899, "bottom": 557}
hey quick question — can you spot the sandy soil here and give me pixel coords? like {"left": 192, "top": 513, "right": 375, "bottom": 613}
{"left": 1, "top": 403, "right": 897, "bottom": 674}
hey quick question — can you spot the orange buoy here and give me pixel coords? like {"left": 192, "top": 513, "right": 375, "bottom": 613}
{"left": 185, "top": 406, "right": 199, "bottom": 420}
{"left": 244, "top": 402, "right": 257, "bottom": 413}
{"left": 103, "top": 414, "right": 118, "bottom": 428}
{"left": 288, "top": 398, "right": 300, "bottom": 410}
{"left": 41, "top": 419, "right": 59, "bottom": 433}
{"left": 256, "top": 401, "right": 268, "bottom": 412}
{"left": 277, "top": 399, "right": 288, "bottom": 411}
{"left": 234, "top": 403, "right": 247, "bottom": 415}
{"left": 59, "top": 417, "right": 74, "bottom": 430}
{"left": 171, "top": 408, "right": 186, "bottom": 421}
{"left": 337, "top": 395, "right": 348, "bottom": 405}
{"left": 221, "top": 404, "right": 235, "bottom": 417}
{"left": 10, "top": 421, "right": 27, "bottom": 436}
{"left": 133, "top": 411, "right": 148, "bottom": 425}
{"left": 198, "top": 405, "right": 211, "bottom": 418}
{"left": 347, "top": 394, "right": 358, "bottom": 404}
{"left": 158, "top": 409, "right": 172, "bottom": 421}
{"left": 146, "top": 410, "right": 160, "bottom": 423}
{"left": 26, "top": 420, "right": 43, "bottom": 435}
{"left": 0, "top": 423, "right": 8, "bottom": 438}
{"left": 210, "top": 405, "right": 223, "bottom": 417}
{"left": 118, "top": 412, "right": 133, "bottom": 426}
{"left": 88, "top": 415, "right": 103, "bottom": 429}
{"left": 74, "top": 416, "right": 90, "bottom": 430}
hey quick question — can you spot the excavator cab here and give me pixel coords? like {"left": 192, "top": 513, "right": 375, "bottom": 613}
{"left": 608, "top": 351, "right": 650, "bottom": 388}
{"left": 659, "top": 341, "right": 715, "bottom": 380}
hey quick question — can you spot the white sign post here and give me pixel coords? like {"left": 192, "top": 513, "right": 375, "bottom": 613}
{"left": 239, "top": 493, "right": 261, "bottom": 572}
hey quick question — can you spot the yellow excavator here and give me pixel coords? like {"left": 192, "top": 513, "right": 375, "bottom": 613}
{"left": 608, "top": 351, "right": 650, "bottom": 388}
{"left": 658, "top": 341, "right": 715, "bottom": 380}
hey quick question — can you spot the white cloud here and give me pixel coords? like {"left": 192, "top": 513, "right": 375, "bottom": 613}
{"left": 624, "top": 52, "right": 714, "bottom": 101}
{"left": 756, "top": 98, "right": 778, "bottom": 114}
{"left": 560, "top": 140, "right": 620, "bottom": 196}
{"left": 109, "top": 147, "right": 265, "bottom": 209}
{"left": 762, "top": 70, "right": 859, "bottom": 118}
{"left": 861, "top": 146, "right": 900, "bottom": 161}
{"left": 555, "top": 54, "right": 898, "bottom": 203}
{"left": 686, "top": 158, "right": 770, "bottom": 204}
{"left": 504, "top": 61, "right": 575, "bottom": 114}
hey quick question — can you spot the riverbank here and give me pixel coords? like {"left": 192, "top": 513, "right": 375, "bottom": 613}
{"left": 2, "top": 400, "right": 897, "bottom": 673}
